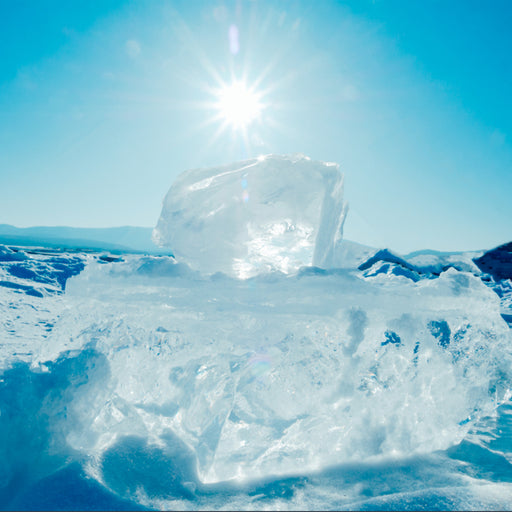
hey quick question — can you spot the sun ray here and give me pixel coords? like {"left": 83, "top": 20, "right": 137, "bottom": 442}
{"left": 170, "top": 14, "right": 226, "bottom": 89}
{"left": 159, "top": 3, "right": 325, "bottom": 159}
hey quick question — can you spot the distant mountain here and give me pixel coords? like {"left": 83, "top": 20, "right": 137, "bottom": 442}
{"left": 0, "top": 225, "right": 170, "bottom": 254}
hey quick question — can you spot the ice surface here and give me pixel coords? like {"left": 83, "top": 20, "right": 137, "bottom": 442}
{"left": 474, "top": 242, "right": 512, "bottom": 326}
{"left": 153, "top": 154, "right": 348, "bottom": 277}
{"left": 0, "top": 246, "right": 88, "bottom": 362}
{"left": 1, "top": 242, "right": 512, "bottom": 509}
{"left": 25, "top": 255, "right": 509, "bottom": 489}
{"left": 474, "top": 241, "right": 512, "bottom": 281}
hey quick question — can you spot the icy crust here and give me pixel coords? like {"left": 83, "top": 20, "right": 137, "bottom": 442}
{"left": 0, "top": 245, "right": 87, "bottom": 362}
{"left": 32, "top": 256, "right": 512, "bottom": 488}
{"left": 153, "top": 155, "right": 348, "bottom": 277}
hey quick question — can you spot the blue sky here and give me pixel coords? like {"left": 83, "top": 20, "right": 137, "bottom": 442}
{"left": 1, "top": 0, "right": 511, "bottom": 253}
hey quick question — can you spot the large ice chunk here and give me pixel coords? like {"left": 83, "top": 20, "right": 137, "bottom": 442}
{"left": 153, "top": 154, "right": 347, "bottom": 277}
{"left": 36, "top": 257, "right": 511, "bottom": 486}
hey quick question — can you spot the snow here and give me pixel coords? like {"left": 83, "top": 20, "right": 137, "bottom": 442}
{"left": 404, "top": 249, "right": 484, "bottom": 276}
{"left": 153, "top": 154, "right": 348, "bottom": 277}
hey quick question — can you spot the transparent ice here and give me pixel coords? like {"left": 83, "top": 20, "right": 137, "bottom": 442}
{"left": 32, "top": 256, "right": 507, "bottom": 489}
{"left": 153, "top": 154, "right": 348, "bottom": 277}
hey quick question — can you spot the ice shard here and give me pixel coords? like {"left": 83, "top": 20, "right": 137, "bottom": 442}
{"left": 153, "top": 154, "right": 348, "bottom": 277}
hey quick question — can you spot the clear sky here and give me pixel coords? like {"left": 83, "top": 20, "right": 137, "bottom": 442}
{"left": 1, "top": 0, "right": 511, "bottom": 253}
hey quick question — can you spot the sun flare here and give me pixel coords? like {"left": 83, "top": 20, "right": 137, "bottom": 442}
{"left": 215, "top": 80, "right": 263, "bottom": 129}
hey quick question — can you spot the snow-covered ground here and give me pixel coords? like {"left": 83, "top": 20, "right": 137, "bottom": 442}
{"left": 1, "top": 155, "right": 511, "bottom": 510}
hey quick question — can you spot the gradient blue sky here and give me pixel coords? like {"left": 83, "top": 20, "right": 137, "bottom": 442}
{"left": 1, "top": 0, "right": 511, "bottom": 253}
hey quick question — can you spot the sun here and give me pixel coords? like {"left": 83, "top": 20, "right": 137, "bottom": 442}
{"left": 215, "top": 80, "right": 263, "bottom": 130}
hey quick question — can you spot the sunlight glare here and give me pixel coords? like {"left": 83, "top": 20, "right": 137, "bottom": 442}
{"left": 216, "top": 81, "right": 263, "bottom": 129}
